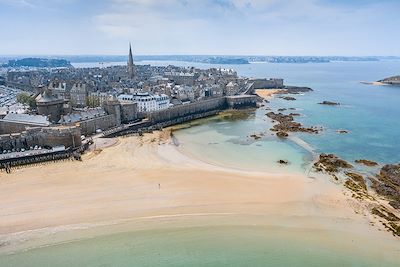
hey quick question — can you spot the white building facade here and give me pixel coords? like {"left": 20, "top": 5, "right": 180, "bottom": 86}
{"left": 117, "top": 92, "right": 170, "bottom": 113}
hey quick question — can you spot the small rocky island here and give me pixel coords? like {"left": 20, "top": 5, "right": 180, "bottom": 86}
{"left": 377, "top": 75, "right": 400, "bottom": 86}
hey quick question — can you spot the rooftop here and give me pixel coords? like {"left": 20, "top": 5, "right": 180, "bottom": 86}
{"left": 1, "top": 113, "right": 50, "bottom": 126}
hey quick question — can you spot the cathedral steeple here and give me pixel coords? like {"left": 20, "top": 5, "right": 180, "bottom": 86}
{"left": 127, "top": 42, "right": 135, "bottom": 79}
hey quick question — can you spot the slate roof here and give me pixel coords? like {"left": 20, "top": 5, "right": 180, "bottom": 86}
{"left": 2, "top": 113, "right": 50, "bottom": 126}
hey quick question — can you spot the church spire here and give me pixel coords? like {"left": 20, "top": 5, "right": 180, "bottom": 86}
{"left": 127, "top": 42, "right": 135, "bottom": 79}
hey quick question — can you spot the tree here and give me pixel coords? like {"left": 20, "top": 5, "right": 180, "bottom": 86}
{"left": 16, "top": 92, "right": 36, "bottom": 109}
{"left": 86, "top": 95, "right": 101, "bottom": 108}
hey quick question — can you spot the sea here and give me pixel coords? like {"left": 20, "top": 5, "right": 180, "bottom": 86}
{"left": 1, "top": 60, "right": 399, "bottom": 267}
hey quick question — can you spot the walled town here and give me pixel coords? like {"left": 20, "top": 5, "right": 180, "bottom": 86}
{"left": 0, "top": 45, "right": 289, "bottom": 168}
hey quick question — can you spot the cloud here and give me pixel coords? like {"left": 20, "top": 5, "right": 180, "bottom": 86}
{"left": 0, "top": 0, "right": 399, "bottom": 55}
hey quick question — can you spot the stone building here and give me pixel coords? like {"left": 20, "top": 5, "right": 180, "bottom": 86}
{"left": 120, "top": 101, "right": 138, "bottom": 123}
{"left": 225, "top": 81, "right": 240, "bottom": 96}
{"left": 61, "top": 107, "right": 117, "bottom": 136}
{"left": 70, "top": 82, "right": 88, "bottom": 107}
{"left": 48, "top": 80, "right": 69, "bottom": 100}
{"left": 36, "top": 89, "right": 65, "bottom": 123}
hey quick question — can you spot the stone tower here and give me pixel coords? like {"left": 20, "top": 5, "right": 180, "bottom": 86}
{"left": 127, "top": 43, "right": 135, "bottom": 79}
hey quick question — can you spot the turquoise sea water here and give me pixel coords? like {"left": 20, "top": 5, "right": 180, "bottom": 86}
{"left": 4, "top": 60, "right": 400, "bottom": 266}
{"left": 172, "top": 60, "right": 400, "bottom": 172}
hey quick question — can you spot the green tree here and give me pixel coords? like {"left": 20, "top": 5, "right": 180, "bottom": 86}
{"left": 16, "top": 92, "right": 36, "bottom": 109}
{"left": 86, "top": 95, "right": 101, "bottom": 108}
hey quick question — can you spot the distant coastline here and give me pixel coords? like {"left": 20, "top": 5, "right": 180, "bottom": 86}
{"left": 2, "top": 55, "right": 399, "bottom": 67}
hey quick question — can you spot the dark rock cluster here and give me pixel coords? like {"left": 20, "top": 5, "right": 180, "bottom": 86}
{"left": 266, "top": 112, "right": 320, "bottom": 136}
{"left": 282, "top": 96, "right": 296, "bottom": 101}
{"left": 284, "top": 86, "right": 313, "bottom": 94}
{"left": 372, "top": 164, "right": 400, "bottom": 209}
{"left": 318, "top": 101, "right": 340, "bottom": 105}
{"left": 355, "top": 159, "right": 378, "bottom": 167}
{"left": 313, "top": 154, "right": 353, "bottom": 173}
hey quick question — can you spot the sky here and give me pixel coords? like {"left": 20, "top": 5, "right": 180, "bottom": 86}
{"left": 0, "top": 0, "right": 399, "bottom": 56}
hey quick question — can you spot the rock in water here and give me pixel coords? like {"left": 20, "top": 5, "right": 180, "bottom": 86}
{"left": 355, "top": 159, "right": 379, "bottom": 167}
{"left": 318, "top": 101, "right": 340, "bottom": 105}
{"left": 278, "top": 159, "right": 289, "bottom": 165}
{"left": 276, "top": 131, "right": 289, "bottom": 138}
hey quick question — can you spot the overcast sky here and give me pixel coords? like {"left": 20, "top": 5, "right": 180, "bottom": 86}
{"left": 0, "top": 0, "right": 399, "bottom": 56}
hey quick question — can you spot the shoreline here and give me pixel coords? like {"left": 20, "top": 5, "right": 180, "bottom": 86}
{"left": 0, "top": 130, "right": 398, "bottom": 257}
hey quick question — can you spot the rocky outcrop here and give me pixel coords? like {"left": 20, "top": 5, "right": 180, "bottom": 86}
{"left": 313, "top": 153, "right": 353, "bottom": 173}
{"left": 277, "top": 159, "right": 289, "bottom": 165}
{"left": 355, "top": 159, "right": 378, "bottom": 167}
{"left": 276, "top": 131, "right": 289, "bottom": 138}
{"left": 371, "top": 206, "right": 400, "bottom": 236}
{"left": 378, "top": 75, "right": 400, "bottom": 86}
{"left": 318, "top": 101, "right": 340, "bottom": 105}
{"left": 266, "top": 112, "right": 320, "bottom": 134}
{"left": 282, "top": 96, "right": 296, "bottom": 101}
{"left": 346, "top": 172, "right": 367, "bottom": 190}
{"left": 371, "top": 164, "right": 400, "bottom": 210}
{"left": 284, "top": 86, "right": 313, "bottom": 94}
{"left": 249, "top": 133, "right": 262, "bottom": 140}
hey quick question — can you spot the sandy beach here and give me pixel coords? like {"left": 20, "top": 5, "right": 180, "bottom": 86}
{"left": 255, "top": 88, "right": 286, "bottom": 99}
{"left": 0, "top": 130, "right": 398, "bottom": 256}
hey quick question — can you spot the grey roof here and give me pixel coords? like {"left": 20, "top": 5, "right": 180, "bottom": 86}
{"left": 36, "top": 90, "right": 64, "bottom": 104}
{"left": 2, "top": 113, "right": 50, "bottom": 126}
{"left": 60, "top": 107, "right": 107, "bottom": 124}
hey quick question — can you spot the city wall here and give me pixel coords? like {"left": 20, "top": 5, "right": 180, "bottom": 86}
{"left": 251, "top": 78, "right": 284, "bottom": 89}
{"left": 0, "top": 126, "right": 82, "bottom": 151}
{"left": 146, "top": 97, "right": 227, "bottom": 123}
{"left": 106, "top": 95, "right": 257, "bottom": 137}
{"left": 0, "top": 121, "right": 36, "bottom": 135}
{"left": 66, "top": 114, "right": 117, "bottom": 136}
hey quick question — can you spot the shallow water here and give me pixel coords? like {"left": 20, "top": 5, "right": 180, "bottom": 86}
{"left": 174, "top": 61, "right": 400, "bottom": 172}
{"left": 1, "top": 226, "right": 399, "bottom": 267}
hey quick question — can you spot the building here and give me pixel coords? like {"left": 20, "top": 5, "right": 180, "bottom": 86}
{"left": 175, "top": 85, "right": 195, "bottom": 102}
{"left": 48, "top": 80, "right": 69, "bottom": 100}
{"left": 225, "top": 81, "right": 240, "bottom": 96}
{"left": 35, "top": 89, "right": 65, "bottom": 123}
{"left": 119, "top": 101, "right": 138, "bottom": 123}
{"left": 70, "top": 82, "right": 88, "bottom": 107}
{"left": 60, "top": 107, "right": 117, "bottom": 136}
{"left": 103, "top": 96, "right": 121, "bottom": 126}
{"left": 117, "top": 92, "right": 170, "bottom": 113}
{"left": 89, "top": 91, "right": 110, "bottom": 107}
